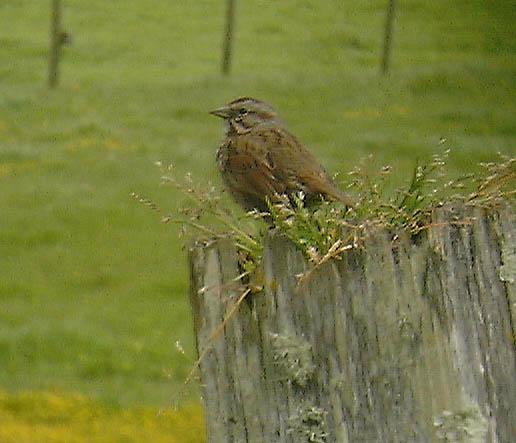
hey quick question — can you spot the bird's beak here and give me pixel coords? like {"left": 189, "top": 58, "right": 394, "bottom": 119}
{"left": 209, "top": 106, "right": 231, "bottom": 119}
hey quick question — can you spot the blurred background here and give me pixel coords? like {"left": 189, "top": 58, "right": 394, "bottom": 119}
{"left": 1, "top": 1, "right": 514, "bottom": 441}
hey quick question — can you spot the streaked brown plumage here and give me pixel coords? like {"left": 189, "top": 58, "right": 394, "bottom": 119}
{"left": 210, "top": 97, "right": 354, "bottom": 213}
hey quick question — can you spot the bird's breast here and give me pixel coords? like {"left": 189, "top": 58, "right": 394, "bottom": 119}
{"left": 216, "top": 142, "right": 231, "bottom": 172}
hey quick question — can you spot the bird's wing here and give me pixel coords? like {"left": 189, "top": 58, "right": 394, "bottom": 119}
{"left": 219, "top": 138, "right": 287, "bottom": 209}
{"left": 250, "top": 127, "right": 355, "bottom": 206}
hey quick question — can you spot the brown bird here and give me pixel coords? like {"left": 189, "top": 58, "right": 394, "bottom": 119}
{"left": 210, "top": 97, "right": 354, "bottom": 214}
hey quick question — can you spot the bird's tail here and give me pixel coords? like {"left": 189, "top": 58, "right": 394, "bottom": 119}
{"left": 326, "top": 186, "right": 355, "bottom": 207}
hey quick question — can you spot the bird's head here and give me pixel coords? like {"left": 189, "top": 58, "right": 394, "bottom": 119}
{"left": 210, "top": 97, "right": 280, "bottom": 134}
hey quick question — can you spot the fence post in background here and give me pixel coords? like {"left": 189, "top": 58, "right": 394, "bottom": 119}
{"left": 48, "top": 0, "right": 63, "bottom": 88}
{"left": 221, "top": 0, "right": 236, "bottom": 75}
{"left": 381, "top": 0, "right": 397, "bottom": 75}
{"left": 189, "top": 204, "right": 515, "bottom": 442}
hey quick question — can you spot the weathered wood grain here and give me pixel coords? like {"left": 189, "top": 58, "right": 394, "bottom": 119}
{"left": 189, "top": 205, "right": 515, "bottom": 443}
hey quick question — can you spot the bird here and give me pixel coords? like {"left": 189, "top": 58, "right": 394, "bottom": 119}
{"left": 210, "top": 97, "right": 354, "bottom": 213}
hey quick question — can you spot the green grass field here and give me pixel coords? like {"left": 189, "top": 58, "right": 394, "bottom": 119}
{"left": 1, "top": 0, "right": 515, "bottom": 440}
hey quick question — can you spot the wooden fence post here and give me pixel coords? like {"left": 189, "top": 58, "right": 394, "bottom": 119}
{"left": 221, "top": 0, "right": 236, "bottom": 75}
{"left": 189, "top": 204, "right": 515, "bottom": 442}
{"left": 48, "top": 0, "right": 62, "bottom": 88}
{"left": 381, "top": 0, "right": 397, "bottom": 75}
